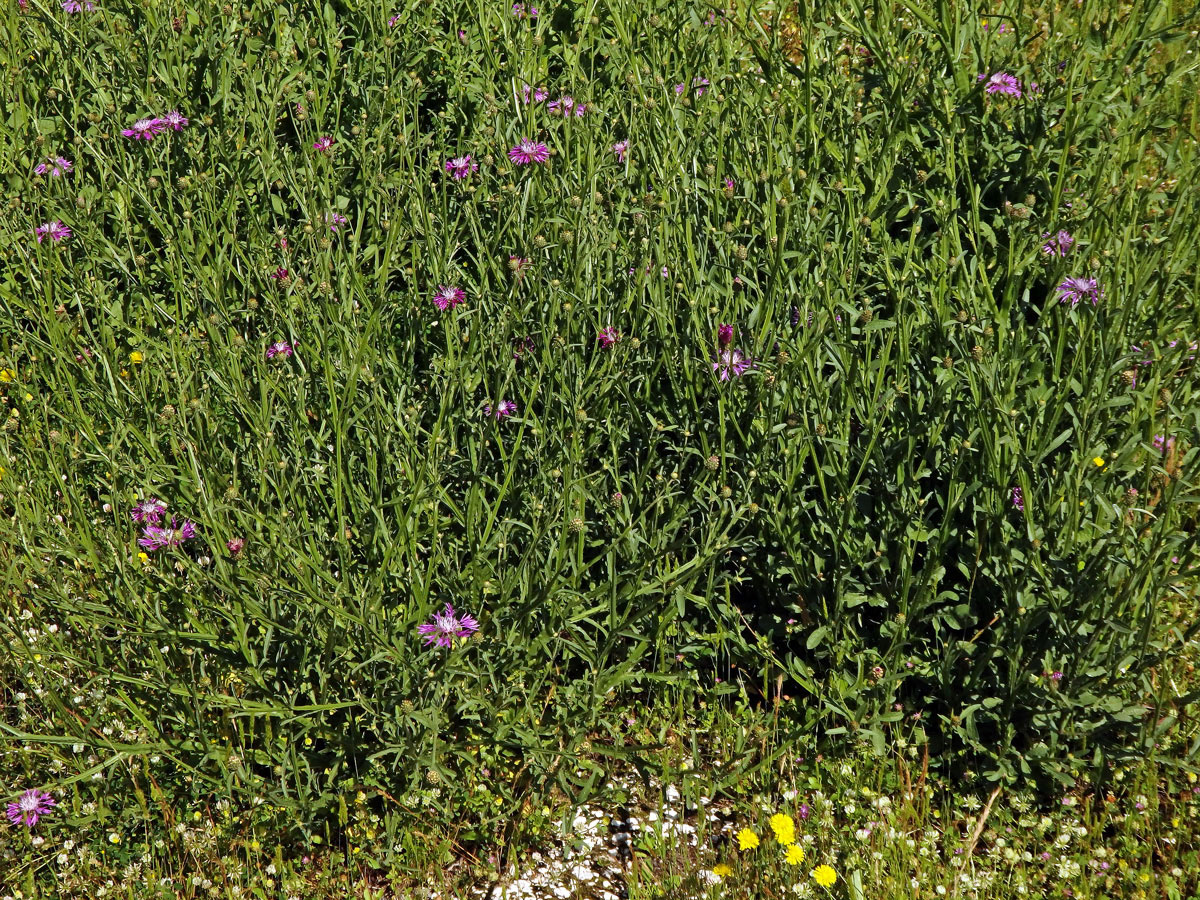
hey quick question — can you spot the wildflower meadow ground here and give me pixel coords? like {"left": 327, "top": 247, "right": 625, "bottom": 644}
{"left": 1, "top": 0, "right": 1199, "bottom": 897}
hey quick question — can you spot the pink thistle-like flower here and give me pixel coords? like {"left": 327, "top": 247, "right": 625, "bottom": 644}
{"left": 522, "top": 83, "right": 549, "bottom": 104}
{"left": 482, "top": 400, "right": 518, "bottom": 419}
{"left": 508, "top": 138, "right": 550, "bottom": 165}
{"left": 433, "top": 285, "right": 466, "bottom": 311}
{"left": 548, "top": 96, "right": 586, "bottom": 117}
{"left": 1057, "top": 276, "right": 1102, "bottom": 307}
{"left": 510, "top": 2, "right": 537, "bottom": 18}
{"left": 598, "top": 326, "right": 621, "bottom": 348}
{"left": 270, "top": 266, "right": 290, "bottom": 282}
{"left": 444, "top": 154, "right": 478, "bottom": 180}
{"left": 388, "top": 13, "right": 400, "bottom": 26}
{"left": 131, "top": 498, "right": 168, "bottom": 524}
{"left": 717, "top": 323, "right": 734, "bottom": 348}
{"left": 34, "top": 156, "right": 73, "bottom": 177}
{"left": 266, "top": 340, "right": 295, "bottom": 359}
{"left": 6, "top": 789, "right": 55, "bottom": 828}
{"left": 313, "top": 135, "right": 334, "bottom": 152}
{"left": 33, "top": 220, "right": 72, "bottom": 243}
{"left": 675, "top": 76, "right": 710, "bottom": 96}
{"left": 712, "top": 347, "right": 753, "bottom": 381}
{"left": 508, "top": 255, "right": 531, "bottom": 280}
{"left": 138, "top": 517, "right": 197, "bottom": 551}
{"left": 122, "top": 117, "right": 167, "bottom": 140}
{"left": 61, "top": 0, "right": 95, "bottom": 11}
{"left": 977, "top": 72, "right": 1022, "bottom": 97}
{"left": 325, "top": 211, "right": 349, "bottom": 233}
{"left": 417, "top": 602, "right": 479, "bottom": 648}
{"left": 1011, "top": 486, "right": 1024, "bottom": 511}
{"left": 1153, "top": 435, "right": 1176, "bottom": 455}
{"left": 162, "top": 110, "right": 188, "bottom": 131}
{"left": 1041, "top": 230, "right": 1074, "bottom": 257}
{"left": 612, "top": 140, "right": 629, "bottom": 162}
{"left": 227, "top": 537, "right": 245, "bottom": 556}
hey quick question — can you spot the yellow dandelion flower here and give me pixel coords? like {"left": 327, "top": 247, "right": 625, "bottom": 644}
{"left": 137, "top": 552, "right": 149, "bottom": 563}
{"left": 130, "top": 351, "right": 144, "bottom": 364}
{"left": 769, "top": 813, "right": 796, "bottom": 845}
{"left": 812, "top": 865, "right": 837, "bottom": 888}
{"left": 1092, "top": 456, "right": 1106, "bottom": 468}
{"left": 712, "top": 863, "right": 732, "bottom": 878}
{"left": 0, "top": 368, "right": 15, "bottom": 382}
{"left": 737, "top": 828, "right": 759, "bottom": 851}
{"left": 785, "top": 845, "right": 806, "bottom": 865}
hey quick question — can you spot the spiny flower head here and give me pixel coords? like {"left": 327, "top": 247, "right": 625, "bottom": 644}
{"left": 7, "top": 789, "right": 55, "bottom": 828}
{"left": 598, "top": 326, "right": 621, "bottom": 348}
{"left": 444, "top": 154, "right": 479, "bottom": 179}
{"left": 138, "top": 517, "right": 196, "bottom": 551}
{"left": 433, "top": 285, "right": 465, "bottom": 311}
{"left": 34, "top": 156, "right": 72, "bottom": 177}
{"left": 266, "top": 340, "right": 295, "bottom": 359}
{"left": 713, "top": 347, "right": 753, "bottom": 381}
{"left": 417, "top": 602, "right": 479, "bottom": 647}
{"left": 1041, "top": 230, "right": 1074, "bottom": 256}
{"left": 122, "top": 117, "right": 167, "bottom": 140}
{"left": 1057, "top": 276, "right": 1102, "bottom": 307}
{"left": 33, "top": 221, "right": 71, "bottom": 243}
{"left": 162, "top": 110, "right": 188, "bottom": 131}
{"left": 978, "top": 71, "right": 1022, "bottom": 96}
{"left": 313, "top": 135, "right": 334, "bottom": 152}
{"left": 483, "top": 400, "right": 518, "bottom": 419}
{"left": 131, "top": 498, "right": 167, "bottom": 524}
{"left": 508, "top": 138, "right": 550, "bottom": 165}
{"left": 718, "top": 323, "right": 734, "bottom": 348}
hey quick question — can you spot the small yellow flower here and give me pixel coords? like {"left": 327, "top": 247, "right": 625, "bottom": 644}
{"left": 0, "top": 368, "right": 15, "bottom": 382}
{"left": 138, "top": 552, "right": 149, "bottom": 563}
{"left": 769, "top": 813, "right": 796, "bottom": 845}
{"left": 1189, "top": 772, "right": 1197, "bottom": 784}
{"left": 130, "top": 351, "right": 144, "bottom": 364}
{"left": 1092, "top": 456, "right": 1106, "bottom": 468}
{"left": 737, "top": 828, "right": 759, "bottom": 851}
{"left": 785, "top": 845, "right": 806, "bottom": 865}
{"left": 249, "top": 840, "right": 261, "bottom": 851}
{"left": 712, "top": 863, "right": 732, "bottom": 878}
{"left": 812, "top": 865, "right": 837, "bottom": 888}
{"left": 24, "top": 392, "right": 32, "bottom": 402}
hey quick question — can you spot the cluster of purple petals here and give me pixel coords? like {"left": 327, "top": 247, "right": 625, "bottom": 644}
{"left": 548, "top": 96, "right": 587, "bottom": 117}
{"left": 266, "top": 340, "right": 296, "bottom": 359}
{"left": 483, "top": 400, "right": 518, "bottom": 419}
{"left": 1056, "top": 276, "right": 1102, "bottom": 307}
{"left": 1041, "top": 230, "right": 1074, "bottom": 256}
{"left": 122, "top": 110, "right": 188, "bottom": 140}
{"left": 325, "top": 211, "right": 349, "bottom": 233}
{"left": 33, "top": 221, "right": 71, "bottom": 243}
{"left": 675, "top": 77, "right": 710, "bottom": 96}
{"left": 34, "top": 156, "right": 72, "bottom": 177}
{"left": 977, "top": 72, "right": 1023, "bottom": 97}
{"left": 511, "top": 2, "right": 537, "bottom": 18}
{"left": 433, "top": 285, "right": 466, "bottom": 311}
{"left": 417, "top": 603, "right": 480, "bottom": 647}
{"left": 7, "top": 789, "right": 55, "bottom": 828}
{"left": 597, "top": 326, "right": 621, "bottom": 348}
{"left": 137, "top": 516, "right": 197, "bottom": 551}
{"left": 509, "top": 138, "right": 550, "bottom": 165}
{"left": 444, "top": 154, "right": 478, "bottom": 179}
{"left": 612, "top": 140, "right": 629, "bottom": 161}
{"left": 522, "top": 83, "right": 549, "bottom": 105}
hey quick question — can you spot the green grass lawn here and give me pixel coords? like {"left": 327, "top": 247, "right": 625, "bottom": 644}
{"left": 2, "top": 0, "right": 1199, "bottom": 896}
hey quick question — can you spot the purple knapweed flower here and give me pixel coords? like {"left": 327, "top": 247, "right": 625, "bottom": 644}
{"left": 388, "top": 13, "right": 400, "bottom": 26}
{"left": 508, "top": 255, "right": 531, "bottom": 280}
{"left": 162, "top": 110, "right": 188, "bottom": 131}
{"left": 522, "top": 83, "right": 548, "bottom": 104}
{"left": 483, "top": 400, "right": 518, "bottom": 419}
{"left": 978, "top": 72, "right": 1022, "bottom": 97}
{"left": 227, "top": 537, "right": 245, "bottom": 556}
{"left": 717, "top": 324, "right": 734, "bottom": 348}
{"left": 511, "top": 2, "right": 537, "bottom": 18}
{"left": 1011, "top": 486, "right": 1024, "bottom": 511}
{"left": 61, "top": 0, "right": 95, "bottom": 11}
{"left": 6, "top": 789, "right": 55, "bottom": 828}
{"left": 122, "top": 117, "right": 167, "bottom": 140}
{"left": 675, "top": 76, "right": 710, "bottom": 96}
{"left": 418, "top": 602, "right": 480, "bottom": 648}
{"left": 266, "top": 340, "right": 295, "bottom": 359}
{"left": 313, "top": 135, "right": 334, "bottom": 152}
{"left": 433, "top": 285, "right": 465, "bottom": 311}
{"left": 612, "top": 140, "right": 628, "bottom": 162}
{"left": 325, "top": 211, "right": 349, "bottom": 233}
{"left": 1057, "top": 276, "right": 1102, "bottom": 307}
{"left": 1153, "top": 434, "right": 1176, "bottom": 455}
{"left": 138, "top": 517, "right": 196, "bottom": 551}
{"left": 444, "top": 154, "right": 478, "bottom": 179}
{"left": 1051, "top": 671, "right": 1063, "bottom": 681}
{"left": 131, "top": 498, "right": 168, "bottom": 524}
{"left": 34, "top": 156, "right": 72, "bottom": 177}
{"left": 508, "top": 138, "right": 550, "bottom": 165}
{"left": 1041, "top": 230, "right": 1074, "bottom": 256}
{"left": 270, "top": 267, "right": 289, "bottom": 282}
{"left": 548, "top": 96, "right": 586, "bottom": 117}
{"left": 598, "top": 326, "right": 621, "bottom": 348}
{"left": 33, "top": 221, "right": 71, "bottom": 243}
{"left": 712, "top": 347, "right": 752, "bottom": 381}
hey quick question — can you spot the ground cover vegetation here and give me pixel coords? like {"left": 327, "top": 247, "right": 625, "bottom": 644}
{"left": 1, "top": 0, "right": 1199, "bottom": 896}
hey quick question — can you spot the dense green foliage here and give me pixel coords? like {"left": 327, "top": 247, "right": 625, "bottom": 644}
{"left": 1, "top": 0, "right": 1198, "bottom": 870}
